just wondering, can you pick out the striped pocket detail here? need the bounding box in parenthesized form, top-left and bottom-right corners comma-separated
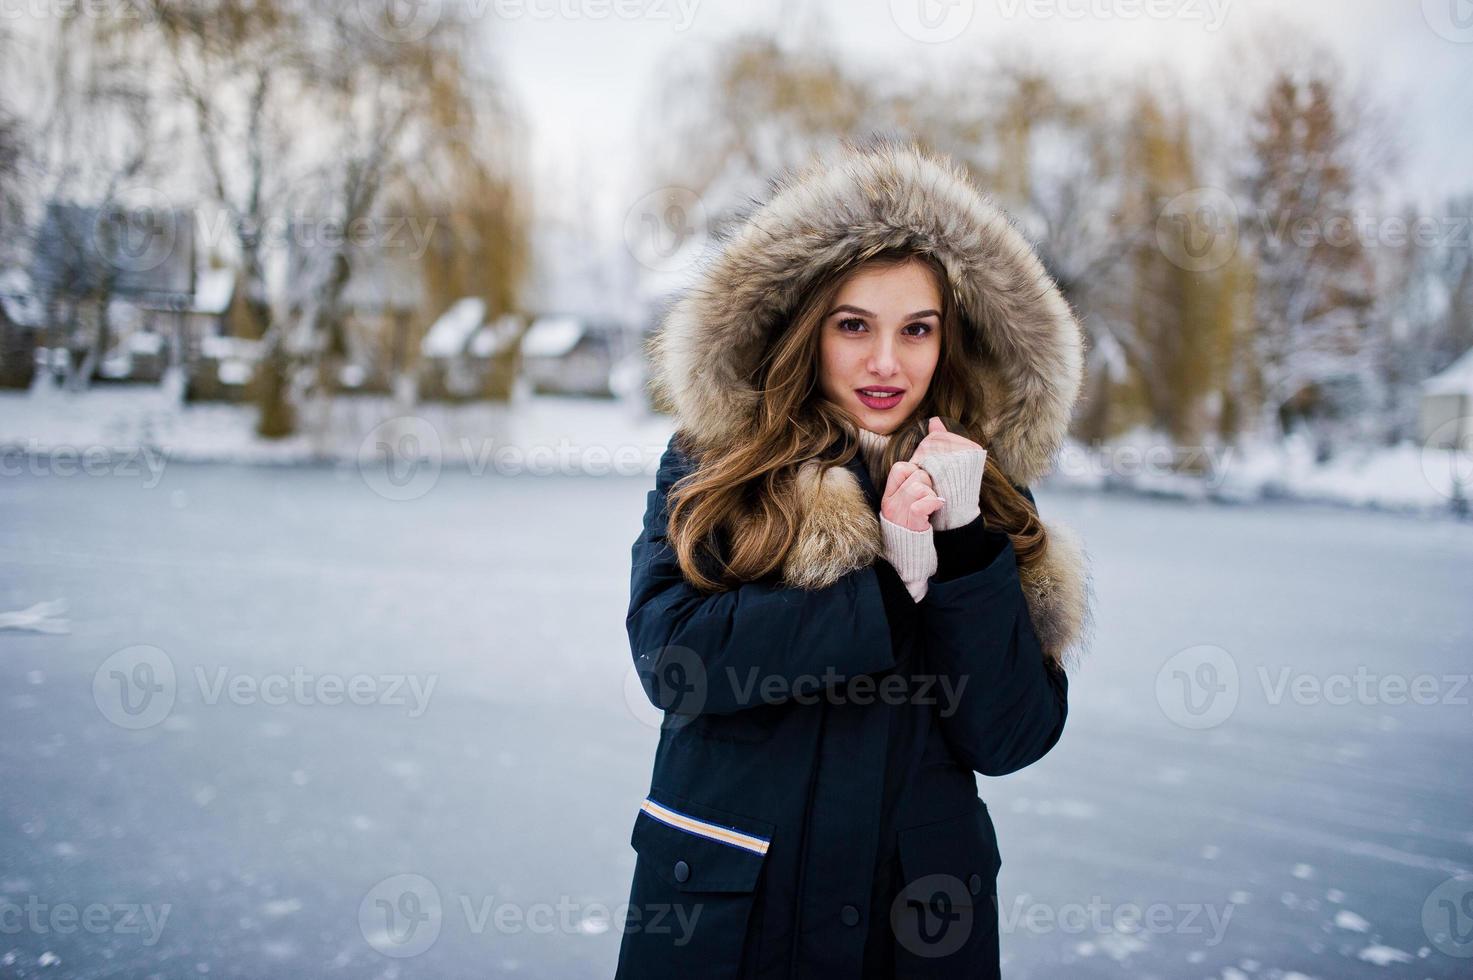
(640, 797, 771, 856)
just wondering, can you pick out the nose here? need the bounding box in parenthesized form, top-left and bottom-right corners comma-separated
(866, 333, 898, 377)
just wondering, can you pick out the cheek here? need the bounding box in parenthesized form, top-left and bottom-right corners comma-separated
(818, 340, 852, 388)
(904, 348, 940, 388)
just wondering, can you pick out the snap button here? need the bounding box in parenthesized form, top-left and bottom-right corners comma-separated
(968, 873, 982, 895)
(673, 860, 690, 883)
(840, 904, 860, 926)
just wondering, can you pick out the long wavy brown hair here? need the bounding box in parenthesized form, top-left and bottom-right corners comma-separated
(666, 246, 1047, 592)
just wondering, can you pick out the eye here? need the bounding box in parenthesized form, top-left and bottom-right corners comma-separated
(837, 317, 867, 333)
(903, 322, 935, 337)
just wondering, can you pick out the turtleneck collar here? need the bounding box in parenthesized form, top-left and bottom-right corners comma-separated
(853, 425, 893, 489)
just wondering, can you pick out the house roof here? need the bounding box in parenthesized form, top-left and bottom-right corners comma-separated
(522, 315, 584, 357)
(1424, 347, 1473, 396)
(422, 297, 486, 357)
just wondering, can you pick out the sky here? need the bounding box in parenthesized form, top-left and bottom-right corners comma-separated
(482, 0, 1473, 230)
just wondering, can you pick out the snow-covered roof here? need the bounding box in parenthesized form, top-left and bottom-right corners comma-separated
(522, 315, 584, 358)
(194, 267, 236, 315)
(0, 268, 40, 327)
(1423, 348, 1473, 396)
(128, 331, 164, 354)
(199, 335, 261, 360)
(469, 314, 520, 357)
(422, 297, 487, 357)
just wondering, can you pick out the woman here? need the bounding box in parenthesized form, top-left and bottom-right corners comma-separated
(616, 137, 1094, 979)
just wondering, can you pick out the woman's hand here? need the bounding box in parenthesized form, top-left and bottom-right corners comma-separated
(913, 416, 987, 531)
(880, 460, 945, 532)
(912, 416, 986, 464)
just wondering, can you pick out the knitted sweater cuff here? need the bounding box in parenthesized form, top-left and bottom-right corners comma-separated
(920, 449, 986, 531)
(879, 513, 937, 602)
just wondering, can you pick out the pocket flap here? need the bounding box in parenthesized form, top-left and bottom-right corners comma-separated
(630, 792, 774, 893)
(896, 800, 1001, 907)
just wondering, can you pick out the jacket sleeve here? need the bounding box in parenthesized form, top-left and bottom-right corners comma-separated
(919, 485, 1069, 777)
(626, 435, 897, 717)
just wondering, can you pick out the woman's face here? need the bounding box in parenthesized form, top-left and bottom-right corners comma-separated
(817, 258, 942, 435)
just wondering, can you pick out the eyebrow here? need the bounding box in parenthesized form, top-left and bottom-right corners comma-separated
(827, 304, 940, 321)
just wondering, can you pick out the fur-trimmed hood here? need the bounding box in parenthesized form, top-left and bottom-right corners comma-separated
(647, 137, 1095, 669)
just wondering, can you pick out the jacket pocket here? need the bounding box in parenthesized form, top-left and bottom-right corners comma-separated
(615, 791, 775, 980)
(889, 799, 1002, 977)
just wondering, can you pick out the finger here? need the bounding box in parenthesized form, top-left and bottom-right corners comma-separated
(882, 460, 919, 501)
(907, 494, 945, 528)
(898, 466, 934, 491)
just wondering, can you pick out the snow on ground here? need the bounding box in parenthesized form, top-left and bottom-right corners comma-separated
(1, 382, 1466, 515)
(1051, 424, 1470, 514)
(0, 372, 677, 473)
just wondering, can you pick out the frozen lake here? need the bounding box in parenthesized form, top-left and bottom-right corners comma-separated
(1, 459, 1470, 978)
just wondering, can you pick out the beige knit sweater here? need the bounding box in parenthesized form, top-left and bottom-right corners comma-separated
(854, 425, 987, 602)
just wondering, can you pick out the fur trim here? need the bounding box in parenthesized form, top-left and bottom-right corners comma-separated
(1019, 517, 1096, 671)
(779, 461, 883, 590)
